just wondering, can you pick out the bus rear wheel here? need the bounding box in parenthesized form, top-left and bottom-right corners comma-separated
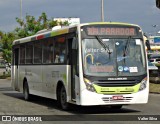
(57, 86, 69, 110)
(23, 81, 30, 101)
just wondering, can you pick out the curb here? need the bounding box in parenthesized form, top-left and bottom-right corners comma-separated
(149, 92, 160, 94)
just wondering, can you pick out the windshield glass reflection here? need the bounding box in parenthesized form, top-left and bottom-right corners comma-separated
(82, 38, 146, 77)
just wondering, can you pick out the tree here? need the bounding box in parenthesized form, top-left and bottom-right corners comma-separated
(0, 12, 70, 65)
(1, 32, 15, 64)
(0, 31, 3, 52)
(15, 12, 69, 38)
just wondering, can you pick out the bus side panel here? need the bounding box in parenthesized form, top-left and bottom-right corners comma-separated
(41, 65, 70, 100)
(66, 65, 72, 101)
(12, 48, 20, 91)
(16, 64, 71, 101)
(18, 66, 25, 92)
(11, 65, 16, 90)
(28, 65, 43, 96)
(18, 65, 43, 96)
(75, 75, 80, 104)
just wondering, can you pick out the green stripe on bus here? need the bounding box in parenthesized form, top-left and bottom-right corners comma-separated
(51, 29, 69, 37)
(93, 83, 141, 94)
(63, 74, 67, 84)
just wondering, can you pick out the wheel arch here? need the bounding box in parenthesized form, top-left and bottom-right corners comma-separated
(56, 80, 66, 100)
(23, 77, 27, 90)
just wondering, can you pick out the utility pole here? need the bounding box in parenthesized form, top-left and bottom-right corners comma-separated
(20, 0, 22, 20)
(101, 0, 104, 22)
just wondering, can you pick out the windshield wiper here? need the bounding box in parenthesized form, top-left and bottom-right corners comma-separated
(123, 36, 132, 63)
(123, 36, 132, 56)
(95, 36, 112, 54)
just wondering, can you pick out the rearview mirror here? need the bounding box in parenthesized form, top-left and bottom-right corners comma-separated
(145, 40, 151, 50)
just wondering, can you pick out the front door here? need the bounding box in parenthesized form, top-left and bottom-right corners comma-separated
(68, 37, 78, 100)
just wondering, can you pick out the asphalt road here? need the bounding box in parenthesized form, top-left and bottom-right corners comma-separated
(0, 79, 159, 124)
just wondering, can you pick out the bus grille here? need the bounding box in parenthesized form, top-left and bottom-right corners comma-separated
(94, 80, 139, 87)
(102, 96, 133, 103)
(100, 91, 132, 94)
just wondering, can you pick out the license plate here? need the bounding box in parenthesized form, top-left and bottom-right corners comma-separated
(112, 96, 123, 100)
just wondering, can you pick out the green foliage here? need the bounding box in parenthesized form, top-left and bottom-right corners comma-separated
(0, 72, 11, 79)
(0, 32, 15, 63)
(155, 63, 160, 67)
(0, 31, 3, 52)
(150, 83, 160, 93)
(0, 12, 70, 63)
(15, 12, 69, 38)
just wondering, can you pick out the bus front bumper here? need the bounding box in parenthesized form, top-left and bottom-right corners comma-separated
(79, 88, 149, 106)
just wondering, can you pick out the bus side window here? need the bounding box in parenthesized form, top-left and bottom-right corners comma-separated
(20, 45, 25, 64)
(54, 36, 66, 64)
(43, 38, 54, 64)
(34, 42, 42, 64)
(26, 43, 33, 64)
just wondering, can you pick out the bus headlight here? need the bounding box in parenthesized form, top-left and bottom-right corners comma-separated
(84, 78, 96, 92)
(139, 77, 147, 91)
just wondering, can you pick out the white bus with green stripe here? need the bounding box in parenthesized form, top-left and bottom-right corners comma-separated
(12, 22, 149, 110)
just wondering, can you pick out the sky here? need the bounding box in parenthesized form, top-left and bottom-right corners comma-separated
(0, 0, 160, 36)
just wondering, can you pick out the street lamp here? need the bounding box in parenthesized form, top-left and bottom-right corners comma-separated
(101, 0, 104, 22)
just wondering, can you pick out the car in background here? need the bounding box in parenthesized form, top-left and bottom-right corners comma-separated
(148, 61, 159, 77)
(149, 54, 160, 64)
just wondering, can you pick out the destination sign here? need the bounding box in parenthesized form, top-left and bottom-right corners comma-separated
(86, 27, 137, 36)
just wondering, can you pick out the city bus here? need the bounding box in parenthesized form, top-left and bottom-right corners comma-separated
(12, 22, 149, 110)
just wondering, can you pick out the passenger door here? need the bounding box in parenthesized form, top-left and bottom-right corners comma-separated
(68, 37, 78, 100)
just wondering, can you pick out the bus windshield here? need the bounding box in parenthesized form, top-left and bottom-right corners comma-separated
(82, 38, 146, 77)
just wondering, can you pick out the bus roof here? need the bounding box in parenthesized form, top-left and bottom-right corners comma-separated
(80, 22, 139, 27)
(13, 22, 140, 45)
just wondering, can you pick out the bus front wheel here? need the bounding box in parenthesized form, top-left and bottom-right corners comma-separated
(57, 85, 69, 110)
(23, 81, 30, 101)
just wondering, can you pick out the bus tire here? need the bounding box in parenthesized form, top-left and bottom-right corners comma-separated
(57, 85, 69, 110)
(23, 81, 30, 101)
